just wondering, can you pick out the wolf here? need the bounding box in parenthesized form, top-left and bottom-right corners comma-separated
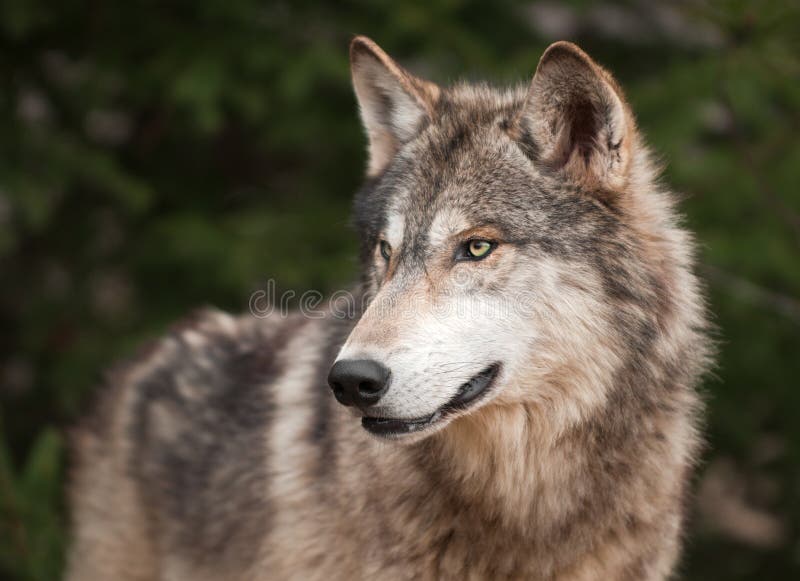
(67, 37, 711, 580)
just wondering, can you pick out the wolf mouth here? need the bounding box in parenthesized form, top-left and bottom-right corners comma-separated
(361, 363, 501, 438)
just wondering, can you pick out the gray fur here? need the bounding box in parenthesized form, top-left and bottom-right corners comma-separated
(67, 38, 711, 580)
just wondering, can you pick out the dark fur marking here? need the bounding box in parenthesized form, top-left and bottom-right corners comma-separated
(512, 121, 541, 162)
(307, 316, 354, 480)
(129, 314, 305, 572)
(567, 98, 599, 168)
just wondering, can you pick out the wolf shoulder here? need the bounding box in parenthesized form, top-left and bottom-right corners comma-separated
(66, 307, 341, 579)
(79, 308, 304, 425)
(70, 306, 336, 495)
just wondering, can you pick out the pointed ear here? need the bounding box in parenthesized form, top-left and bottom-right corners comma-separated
(512, 42, 634, 192)
(350, 36, 440, 176)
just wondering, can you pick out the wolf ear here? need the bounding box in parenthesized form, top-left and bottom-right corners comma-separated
(350, 36, 440, 176)
(513, 42, 634, 192)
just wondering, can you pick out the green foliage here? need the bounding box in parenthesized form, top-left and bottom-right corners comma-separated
(0, 0, 798, 578)
(0, 427, 64, 581)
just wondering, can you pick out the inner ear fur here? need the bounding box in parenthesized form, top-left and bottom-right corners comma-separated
(512, 41, 635, 192)
(350, 36, 440, 176)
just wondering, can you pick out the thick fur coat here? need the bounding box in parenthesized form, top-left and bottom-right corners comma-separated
(67, 38, 711, 580)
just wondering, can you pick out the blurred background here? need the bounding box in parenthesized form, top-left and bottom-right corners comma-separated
(0, 0, 798, 579)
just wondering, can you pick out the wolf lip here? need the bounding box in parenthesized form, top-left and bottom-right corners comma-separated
(362, 363, 501, 437)
(448, 362, 501, 409)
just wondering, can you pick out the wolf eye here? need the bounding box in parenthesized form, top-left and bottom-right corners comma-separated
(462, 239, 495, 260)
(379, 240, 392, 260)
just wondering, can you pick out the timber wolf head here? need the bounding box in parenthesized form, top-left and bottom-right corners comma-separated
(328, 37, 669, 441)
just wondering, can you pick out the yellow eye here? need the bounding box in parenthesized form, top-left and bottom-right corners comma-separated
(466, 239, 493, 259)
(380, 240, 392, 260)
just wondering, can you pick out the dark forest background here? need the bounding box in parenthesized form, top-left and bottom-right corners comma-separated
(1, 1, 799, 579)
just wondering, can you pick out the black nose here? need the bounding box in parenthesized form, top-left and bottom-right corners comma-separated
(327, 359, 390, 408)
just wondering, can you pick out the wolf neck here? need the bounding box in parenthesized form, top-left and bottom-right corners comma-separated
(411, 403, 553, 533)
(404, 380, 686, 539)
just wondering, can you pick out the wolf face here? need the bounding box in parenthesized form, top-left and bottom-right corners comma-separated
(329, 37, 673, 441)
